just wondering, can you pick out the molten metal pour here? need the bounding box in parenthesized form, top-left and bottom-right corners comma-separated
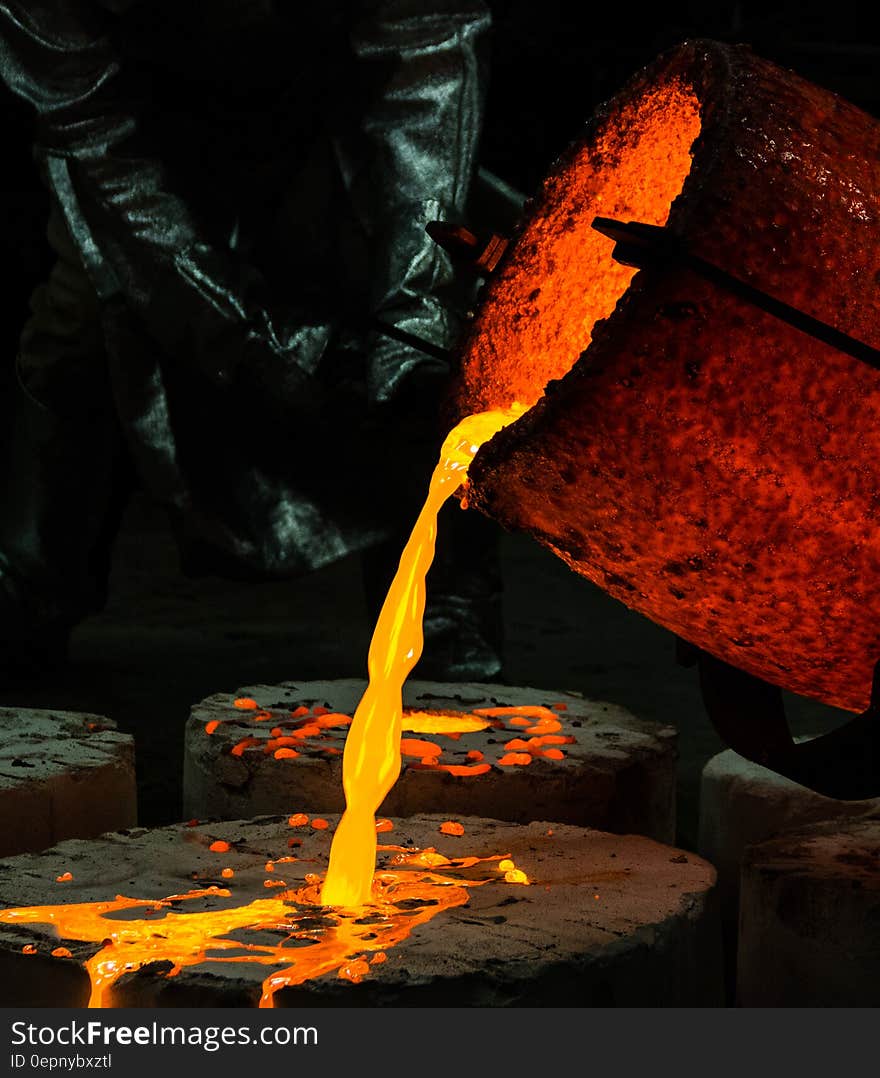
(321, 404, 526, 906)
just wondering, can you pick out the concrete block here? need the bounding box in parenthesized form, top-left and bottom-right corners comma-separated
(699, 747, 879, 922)
(738, 818, 880, 1005)
(0, 814, 721, 1007)
(0, 707, 137, 857)
(183, 680, 677, 841)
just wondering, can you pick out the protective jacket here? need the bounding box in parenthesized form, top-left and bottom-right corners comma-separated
(0, 0, 491, 578)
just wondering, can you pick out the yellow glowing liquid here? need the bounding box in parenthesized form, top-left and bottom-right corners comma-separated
(321, 405, 525, 906)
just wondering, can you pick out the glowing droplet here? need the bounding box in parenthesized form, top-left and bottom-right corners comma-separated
(498, 752, 532, 767)
(230, 737, 262, 756)
(55, 872, 73, 883)
(525, 719, 562, 736)
(311, 818, 329, 831)
(234, 698, 258, 710)
(338, 958, 370, 983)
(221, 868, 234, 879)
(439, 762, 490, 776)
(205, 720, 220, 735)
(288, 814, 309, 827)
(52, 947, 72, 958)
(440, 821, 465, 837)
(209, 841, 230, 853)
(400, 738, 443, 759)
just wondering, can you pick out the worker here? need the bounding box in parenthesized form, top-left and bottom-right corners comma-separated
(0, 0, 505, 683)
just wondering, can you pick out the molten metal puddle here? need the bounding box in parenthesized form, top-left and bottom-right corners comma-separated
(1, 832, 528, 1008)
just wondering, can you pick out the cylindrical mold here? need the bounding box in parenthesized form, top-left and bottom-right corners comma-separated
(456, 40, 880, 713)
(183, 679, 678, 842)
(0, 707, 137, 857)
(0, 816, 722, 1008)
(738, 819, 880, 1006)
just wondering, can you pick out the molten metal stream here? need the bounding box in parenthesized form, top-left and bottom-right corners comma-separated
(321, 405, 526, 906)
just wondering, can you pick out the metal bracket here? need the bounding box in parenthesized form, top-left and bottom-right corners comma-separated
(592, 216, 880, 371)
(695, 647, 880, 799)
(425, 221, 509, 278)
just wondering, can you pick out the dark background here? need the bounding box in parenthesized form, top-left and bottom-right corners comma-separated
(0, 1, 873, 846)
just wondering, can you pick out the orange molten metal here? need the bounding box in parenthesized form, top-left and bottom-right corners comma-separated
(0, 847, 525, 1007)
(458, 40, 880, 713)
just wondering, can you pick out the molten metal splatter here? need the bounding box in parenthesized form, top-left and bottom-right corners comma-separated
(439, 821, 465, 837)
(203, 696, 576, 772)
